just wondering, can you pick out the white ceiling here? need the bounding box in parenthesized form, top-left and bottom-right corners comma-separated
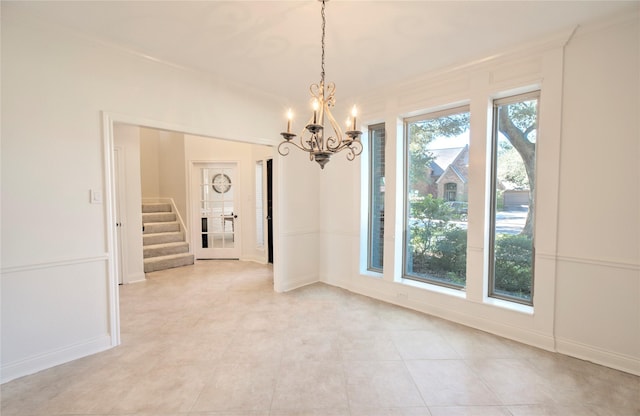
(5, 1, 637, 103)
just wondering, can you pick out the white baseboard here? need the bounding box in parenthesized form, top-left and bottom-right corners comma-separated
(239, 255, 269, 265)
(279, 273, 318, 292)
(556, 337, 640, 376)
(125, 272, 146, 284)
(1, 335, 113, 384)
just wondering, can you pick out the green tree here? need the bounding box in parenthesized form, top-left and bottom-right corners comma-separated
(497, 100, 537, 236)
(409, 194, 454, 256)
(408, 113, 470, 195)
(497, 143, 528, 188)
(407, 104, 536, 237)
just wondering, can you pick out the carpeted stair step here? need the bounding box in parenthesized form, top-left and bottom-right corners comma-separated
(144, 253, 194, 273)
(143, 241, 189, 258)
(142, 212, 176, 224)
(143, 231, 184, 246)
(144, 221, 181, 234)
(140, 202, 194, 274)
(142, 203, 172, 213)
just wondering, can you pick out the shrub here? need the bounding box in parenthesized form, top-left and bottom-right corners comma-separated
(494, 234, 532, 298)
(409, 194, 454, 256)
(407, 195, 468, 287)
(432, 228, 467, 280)
(409, 226, 467, 287)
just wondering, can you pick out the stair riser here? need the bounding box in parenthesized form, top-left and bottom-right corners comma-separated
(141, 203, 194, 273)
(142, 203, 172, 213)
(143, 212, 176, 223)
(144, 254, 194, 273)
(144, 244, 189, 258)
(144, 222, 181, 234)
(143, 233, 184, 245)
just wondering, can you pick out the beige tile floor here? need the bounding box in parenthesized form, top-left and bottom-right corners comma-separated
(2, 260, 639, 416)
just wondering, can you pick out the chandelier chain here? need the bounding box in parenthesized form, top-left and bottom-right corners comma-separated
(320, 0, 326, 87)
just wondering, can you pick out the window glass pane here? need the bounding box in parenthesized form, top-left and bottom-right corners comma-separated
(404, 108, 470, 288)
(489, 92, 539, 304)
(368, 124, 385, 272)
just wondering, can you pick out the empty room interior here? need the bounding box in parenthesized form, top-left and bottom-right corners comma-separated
(1, 1, 639, 415)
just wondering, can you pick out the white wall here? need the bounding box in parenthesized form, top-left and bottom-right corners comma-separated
(554, 15, 639, 371)
(140, 128, 188, 221)
(320, 11, 639, 376)
(277, 149, 322, 291)
(0, 6, 296, 382)
(158, 131, 187, 221)
(140, 129, 161, 198)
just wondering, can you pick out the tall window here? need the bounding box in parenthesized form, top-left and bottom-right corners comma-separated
(488, 91, 539, 304)
(404, 107, 470, 288)
(255, 161, 264, 249)
(368, 123, 385, 272)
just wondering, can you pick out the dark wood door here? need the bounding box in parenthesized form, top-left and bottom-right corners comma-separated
(267, 159, 273, 264)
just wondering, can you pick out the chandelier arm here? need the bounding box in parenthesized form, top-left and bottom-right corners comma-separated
(325, 82, 336, 107)
(343, 141, 363, 161)
(324, 106, 344, 151)
(310, 83, 322, 101)
(328, 139, 363, 158)
(278, 137, 320, 156)
(277, 141, 290, 156)
(346, 147, 356, 161)
(349, 141, 364, 159)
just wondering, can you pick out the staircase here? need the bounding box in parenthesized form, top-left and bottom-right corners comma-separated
(142, 203, 194, 273)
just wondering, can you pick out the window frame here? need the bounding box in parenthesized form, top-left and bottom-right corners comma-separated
(402, 105, 470, 290)
(487, 90, 540, 306)
(367, 123, 386, 273)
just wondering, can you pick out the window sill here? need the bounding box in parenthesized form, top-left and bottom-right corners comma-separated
(484, 297, 534, 315)
(361, 269, 383, 279)
(400, 278, 467, 299)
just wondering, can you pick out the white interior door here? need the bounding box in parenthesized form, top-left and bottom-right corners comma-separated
(193, 162, 241, 259)
(114, 147, 126, 284)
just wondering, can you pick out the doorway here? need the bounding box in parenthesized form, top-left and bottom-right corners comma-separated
(192, 162, 241, 260)
(104, 113, 278, 346)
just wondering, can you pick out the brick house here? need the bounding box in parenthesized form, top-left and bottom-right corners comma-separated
(427, 145, 469, 202)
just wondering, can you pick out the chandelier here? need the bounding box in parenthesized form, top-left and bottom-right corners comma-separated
(278, 0, 363, 169)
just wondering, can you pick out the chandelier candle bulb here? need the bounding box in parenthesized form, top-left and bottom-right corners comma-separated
(287, 109, 293, 133)
(351, 106, 357, 131)
(312, 99, 319, 124)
